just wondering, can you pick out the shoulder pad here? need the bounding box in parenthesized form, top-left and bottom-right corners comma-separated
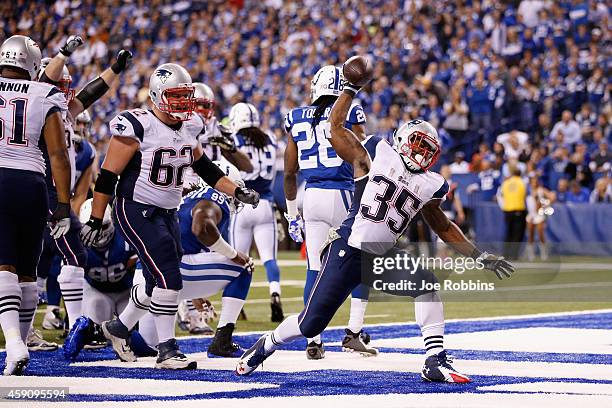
(110, 110, 149, 141)
(347, 104, 366, 125)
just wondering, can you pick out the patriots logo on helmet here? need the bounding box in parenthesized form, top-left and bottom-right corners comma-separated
(113, 123, 127, 134)
(155, 68, 173, 84)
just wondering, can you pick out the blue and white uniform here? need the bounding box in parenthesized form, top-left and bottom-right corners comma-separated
(0, 78, 67, 279)
(74, 138, 95, 186)
(109, 108, 202, 294)
(298, 137, 448, 337)
(82, 233, 137, 324)
(177, 185, 251, 300)
(284, 103, 367, 302)
(230, 131, 279, 293)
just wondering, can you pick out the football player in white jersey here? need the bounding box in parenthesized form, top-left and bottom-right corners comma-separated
(37, 36, 133, 333)
(80, 63, 259, 370)
(0, 35, 72, 375)
(284, 65, 375, 359)
(237, 58, 514, 383)
(228, 102, 284, 322)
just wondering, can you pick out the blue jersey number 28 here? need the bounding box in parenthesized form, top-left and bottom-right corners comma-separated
(292, 121, 342, 170)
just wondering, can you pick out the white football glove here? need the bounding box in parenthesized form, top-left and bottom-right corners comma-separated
(48, 203, 71, 239)
(284, 213, 304, 243)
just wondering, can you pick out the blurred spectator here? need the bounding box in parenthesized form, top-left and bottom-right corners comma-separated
(466, 71, 494, 143)
(556, 178, 570, 203)
(499, 166, 527, 260)
(550, 110, 582, 145)
(468, 159, 501, 202)
(497, 130, 529, 160)
(449, 151, 470, 175)
(525, 176, 555, 261)
(443, 87, 469, 140)
(566, 180, 590, 203)
(590, 178, 612, 203)
(590, 141, 611, 173)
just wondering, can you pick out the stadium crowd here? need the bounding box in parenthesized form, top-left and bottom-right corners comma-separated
(1, 0, 610, 202)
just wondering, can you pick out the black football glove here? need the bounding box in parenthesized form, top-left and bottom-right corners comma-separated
(80, 217, 103, 247)
(111, 50, 133, 74)
(235, 187, 260, 208)
(48, 202, 71, 239)
(209, 125, 237, 152)
(477, 252, 515, 280)
(59, 35, 84, 57)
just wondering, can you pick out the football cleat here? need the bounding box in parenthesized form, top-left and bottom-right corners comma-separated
(207, 323, 243, 358)
(3, 341, 29, 376)
(42, 307, 63, 330)
(360, 330, 371, 344)
(342, 329, 378, 356)
(236, 334, 275, 376)
(101, 318, 136, 362)
(63, 315, 91, 360)
(27, 329, 58, 352)
(421, 350, 471, 383)
(306, 341, 325, 360)
(189, 312, 214, 335)
(83, 323, 108, 350)
(155, 338, 197, 370)
(270, 293, 284, 322)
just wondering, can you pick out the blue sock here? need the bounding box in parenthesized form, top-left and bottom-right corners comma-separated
(304, 269, 318, 305)
(47, 257, 62, 306)
(223, 270, 252, 300)
(264, 260, 280, 283)
(351, 283, 369, 300)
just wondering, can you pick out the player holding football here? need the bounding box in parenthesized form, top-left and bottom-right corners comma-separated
(80, 63, 259, 369)
(284, 65, 375, 359)
(237, 57, 514, 383)
(229, 103, 284, 322)
(38, 36, 132, 332)
(0, 35, 72, 375)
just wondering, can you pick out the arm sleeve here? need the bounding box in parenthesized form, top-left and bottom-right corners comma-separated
(346, 104, 367, 125)
(109, 111, 144, 142)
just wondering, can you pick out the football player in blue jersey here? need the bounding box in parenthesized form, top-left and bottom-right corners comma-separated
(63, 199, 137, 360)
(37, 35, 132, 333)
(284, 65, 376, 359)
(237, 58, 514, 383)
(71, 110, 97, 215)
(80, 63, 259, 370)
(228, 103, 284, 322)
(137, 161, 254, 358)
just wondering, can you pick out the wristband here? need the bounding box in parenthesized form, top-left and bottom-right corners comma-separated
(208, 236, 237, 259)
(286, 199, 298, 217)
(57, 53, 68, 61)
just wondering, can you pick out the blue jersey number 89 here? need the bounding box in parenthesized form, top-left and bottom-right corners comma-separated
(292, 121, 343, 170)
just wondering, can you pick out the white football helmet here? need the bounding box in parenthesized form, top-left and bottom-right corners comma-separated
(39, 57, 74, 100)
(193, 82, 215, 120)
(214, 160, 245, 213)
(229, 102, 260, 133)
(79, 199, 115, 248)
(310, 65, 344, 104)
(73, 110, 91, 143)
(392, 119, 441, 172)
(149, 63, 195, 121)
(0, 35, 42, 80)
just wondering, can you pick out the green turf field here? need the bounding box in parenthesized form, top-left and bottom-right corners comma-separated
(3, 251, 611, 347)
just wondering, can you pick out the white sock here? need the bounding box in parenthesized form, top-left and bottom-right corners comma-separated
(415, 291, 445, 356)
(218, 297, 245, 328)
(150, 287, 179, 344)
(269, 281, 281, 296)
(306, 334, 322, 344)
(119, 284, 151, 330)
(264, 314, 302, 352)
(36, 277, 46, 293)
(57, 265, 84, 327)
(18, 282, 37, 342)
(0, 271, 22, 345)
(347, 298, 368, 333)
(138, 313, 158, 347)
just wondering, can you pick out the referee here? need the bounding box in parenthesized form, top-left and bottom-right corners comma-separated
(498, 167, 527, 260)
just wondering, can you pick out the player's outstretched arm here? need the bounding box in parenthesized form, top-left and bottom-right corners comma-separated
(192, 145, 260, 207)
(421, 199, 515, 280)
(81, 136, 138, 246)
(192, 200, 253, 271)
(39, 35, 84, 84)
(69, 50, 132, 117)
(43, 111, 72, 238)
(329, 92, 370, 179)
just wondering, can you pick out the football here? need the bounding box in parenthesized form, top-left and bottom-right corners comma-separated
(342, 55, 374, 87)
